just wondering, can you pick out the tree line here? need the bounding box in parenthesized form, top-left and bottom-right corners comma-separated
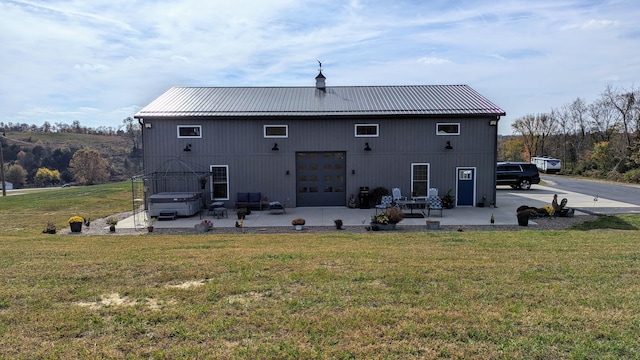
(500, 84, 640, 183)
(1, 118, 142, 189)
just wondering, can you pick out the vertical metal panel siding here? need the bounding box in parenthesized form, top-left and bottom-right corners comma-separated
(142, 115, 497, 207)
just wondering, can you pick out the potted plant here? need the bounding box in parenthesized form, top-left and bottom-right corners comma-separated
(68, 216, 84, 233)
(42, 222, 57, 234)
(370, 207, 403, 230)
(441, 189, 455, 209)
(106, 217, 118, 232)
(334, 219, 343, 230)
(199, 176, 208, 190)
(145, 215, 156, 232)
(195, 219, 213, 233)
(426, 218, 440, 230)
(236, 207, 248, 220)
(292, 218, 305, 231)
(516, 208, 537, 226)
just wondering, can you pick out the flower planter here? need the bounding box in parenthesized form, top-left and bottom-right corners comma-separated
(69, 222, 82, 233)
(370, 222, 396, 231)
(517, 213, 529, 226)
(294, 225, 303, 231)
(194, 224, 210, 233)
(109, 225, 116, 233)
(426, 220, 440, 230)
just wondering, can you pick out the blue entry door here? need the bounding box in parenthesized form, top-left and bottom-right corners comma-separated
(457, 168, 475, 206)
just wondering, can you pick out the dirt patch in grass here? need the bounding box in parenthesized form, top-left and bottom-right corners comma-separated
(75, 293, 176, 311)
(165, 279, 208, 289)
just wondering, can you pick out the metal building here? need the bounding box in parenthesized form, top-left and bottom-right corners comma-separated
(134, 71, 505, 209)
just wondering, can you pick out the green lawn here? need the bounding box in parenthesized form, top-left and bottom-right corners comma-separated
(1, 184, 639, 359)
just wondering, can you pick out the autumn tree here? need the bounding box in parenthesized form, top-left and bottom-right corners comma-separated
(498, 136, 526, 161)
(69, 149, 110, 185)
(34, 167, 61, 187)
(4, 164, 27, 188)
(511, 113, 558, 158)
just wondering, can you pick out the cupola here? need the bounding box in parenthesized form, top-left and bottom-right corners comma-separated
(315, 61, 326, 90)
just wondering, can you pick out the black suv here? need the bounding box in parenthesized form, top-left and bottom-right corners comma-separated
(496, 162, 540, 190)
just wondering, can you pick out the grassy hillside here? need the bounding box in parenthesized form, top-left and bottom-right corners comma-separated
(7, 131, 132, 155)
(3, 131, 141, 183)
(1, 184, 639, 358)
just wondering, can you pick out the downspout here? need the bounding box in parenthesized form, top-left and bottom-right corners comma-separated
(491, 117, 500, 207)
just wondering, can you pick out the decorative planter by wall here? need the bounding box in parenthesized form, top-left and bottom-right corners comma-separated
(69, 222, 82, 233)
(294, 225, 303, 231)
(370, 222, 396, 231)
(194, 224, 210, 233)
(517, 213, 529, 226)
(426, 220, 440, 230)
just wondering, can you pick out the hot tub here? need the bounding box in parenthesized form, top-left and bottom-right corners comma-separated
(149, 192, 202, 217)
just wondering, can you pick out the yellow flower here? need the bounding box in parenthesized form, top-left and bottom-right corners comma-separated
(68, 216, 84, 224)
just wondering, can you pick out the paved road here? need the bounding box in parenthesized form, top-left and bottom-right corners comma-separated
(537, 175, 640, 215)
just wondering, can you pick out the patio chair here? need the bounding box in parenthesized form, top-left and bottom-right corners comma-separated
(392, 188, 406, 201)
(426, 194, 443, 217)
(375, 195, 393, 214)
(391, 188, 406, 209)
(235, 192, 249, 209)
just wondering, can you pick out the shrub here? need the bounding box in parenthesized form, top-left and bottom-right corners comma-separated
(106, 217, 119, 226)
(623, 169, 640, 183)
(385, 207, 404, 223)
(292, 218, 305, 226)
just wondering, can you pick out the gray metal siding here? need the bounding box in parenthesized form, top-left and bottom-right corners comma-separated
(142, 115, 498, 207)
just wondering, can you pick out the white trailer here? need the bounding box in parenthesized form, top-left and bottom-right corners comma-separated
(531, 157, 561, 174)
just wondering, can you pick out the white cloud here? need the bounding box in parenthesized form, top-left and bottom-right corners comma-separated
(1, 0, 639, 133)
(418, 57, 453, 65)
(75, 63, 111, 73)
(562, 19, 618, 30)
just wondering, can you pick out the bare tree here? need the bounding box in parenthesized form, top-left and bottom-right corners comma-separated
(603, 84, 635, 148)
(511, 113, 557, 158)
(588, 98, 618, 142)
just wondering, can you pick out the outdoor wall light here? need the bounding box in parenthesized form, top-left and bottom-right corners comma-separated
(352, 169, 356, 175)
(286, 170, 290, 175)
(489, 119, 498, 126)
(445, 141, 453, 150)
(364, 142, 372, 151)
(272, 143, 279, 151)
(183, 144, 192, 152)
(144, 123, 152, 129)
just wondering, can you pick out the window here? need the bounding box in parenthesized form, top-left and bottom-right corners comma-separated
(411, 163, 430, 197)
(436, 123, 460, 135)
(209, 165, 229, 200)
(264, 125, 288, 138)
(177, 125, 202, 138)
(355, 124, 379, 137)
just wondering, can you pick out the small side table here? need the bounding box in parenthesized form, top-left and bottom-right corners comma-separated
(208, 201, 226, 218)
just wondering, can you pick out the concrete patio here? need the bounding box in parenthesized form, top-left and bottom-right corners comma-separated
(108, 183, 637, 231)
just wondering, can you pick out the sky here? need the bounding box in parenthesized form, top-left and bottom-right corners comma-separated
(1, 0, 639, 135)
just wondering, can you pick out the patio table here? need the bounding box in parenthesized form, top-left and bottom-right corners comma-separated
(395, 199, 427, 218)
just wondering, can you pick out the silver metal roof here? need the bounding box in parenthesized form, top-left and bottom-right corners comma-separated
(135, 85, 505, 118)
